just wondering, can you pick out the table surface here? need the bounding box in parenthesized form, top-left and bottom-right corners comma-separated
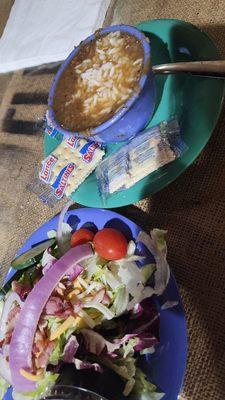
(0, 1, 225, 400)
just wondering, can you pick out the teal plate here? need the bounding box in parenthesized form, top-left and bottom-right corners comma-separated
(44, 19, 224, 208)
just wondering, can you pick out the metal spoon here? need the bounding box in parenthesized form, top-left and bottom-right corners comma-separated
(152, 60, 225, 78)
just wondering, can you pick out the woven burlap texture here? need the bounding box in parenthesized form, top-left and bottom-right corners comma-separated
(0, 1, 225, 399)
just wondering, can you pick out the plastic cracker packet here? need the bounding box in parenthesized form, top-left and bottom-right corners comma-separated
(96, 118, 187, 202)
(28, 136, 105, 207)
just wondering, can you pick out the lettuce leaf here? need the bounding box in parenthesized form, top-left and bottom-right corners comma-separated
(131, 368, 164, 400)
(99, 354, 136, 381)
(49, 336, 64, 365)
(140, 264, 156, 284)
(0, 376, 10, 399)
(12, 372, 58, 400)
(112, 285, 129, 316)
(140, 346, 155, 355)
(97, 354, 137, 396)
(137, 229, 170, 295)
(81, 328, 121, 355)
(122, 337, 139, 357)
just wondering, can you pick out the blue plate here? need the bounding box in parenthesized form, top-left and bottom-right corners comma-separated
(4, 208, 187, 400)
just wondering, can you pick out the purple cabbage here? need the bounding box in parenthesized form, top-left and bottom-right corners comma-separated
(63, 336, 79, 363)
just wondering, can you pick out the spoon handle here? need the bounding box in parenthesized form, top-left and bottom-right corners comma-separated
(152, 60, 225, 78)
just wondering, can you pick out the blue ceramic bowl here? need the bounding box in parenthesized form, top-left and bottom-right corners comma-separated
(47, 24, 156, 143)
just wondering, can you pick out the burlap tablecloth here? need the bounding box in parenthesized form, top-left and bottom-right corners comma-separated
(0, 1, 225, 399)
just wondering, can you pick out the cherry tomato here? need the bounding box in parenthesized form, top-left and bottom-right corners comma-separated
(93, 228, 128, 260)
(70, 228, 95, 247)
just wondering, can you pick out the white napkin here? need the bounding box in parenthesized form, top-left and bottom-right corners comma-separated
(0, 0, 111, 73)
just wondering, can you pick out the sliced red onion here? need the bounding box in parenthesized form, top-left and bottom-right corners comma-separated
(93, 288, 105, 303)
(113, 334, 137, 346)
(67, 263, 83, 280)
(9, 243, 92, 393)
(73, 358, 103, 373)
(134, 333, 158, 351)
(102, 293, 110, 306)
(81, 329, 120, 355)
(0, 292, 23, 341)
(63, 336, 79, 363)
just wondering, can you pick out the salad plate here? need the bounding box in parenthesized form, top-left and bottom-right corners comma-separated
(3, 208, 187, 400)
(44, 18, 224, 208)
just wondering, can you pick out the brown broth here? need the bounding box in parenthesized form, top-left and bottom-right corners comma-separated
(53, 32, 144, 133)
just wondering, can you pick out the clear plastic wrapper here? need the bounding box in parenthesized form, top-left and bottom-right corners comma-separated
(27, 167, 60, 207)
(96, 118, 187, 202)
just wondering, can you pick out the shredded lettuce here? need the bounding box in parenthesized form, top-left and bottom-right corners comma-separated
(47, 316, 62, 335)
(81, 254, 106, 280)
(47, 317, 75, 365)
(47, 316, 75, 338)
(116, 260, 154, 309)
(153, 229, 167, 253)
(12, 372, 58, 400)
(140, 346, 155, 355)
(0, 299, 3, 319)
(100, 354, 136, 380)
(0, 376, 10, 399)
(112, 285, 129, 316)
(123, 337, 139, 358)
(92, 266, 104, 281)
(137, 229, 170, 296)
(49, 336, 64, 365)
(140, 264, 156, 284)
(127, 240, 136, 256)
(99, 354, 137, 396)
(124, 378, 136, 396)
(102, 267, 121, 290)
(83, 301, 115, 320)
(131, 369, 164, 400)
